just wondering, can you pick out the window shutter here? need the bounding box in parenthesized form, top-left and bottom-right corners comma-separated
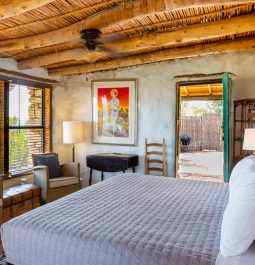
(0, 80, 5, 174)
(44, 87, 52, 153)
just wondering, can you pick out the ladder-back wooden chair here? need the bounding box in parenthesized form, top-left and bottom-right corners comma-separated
(144, 138, 166, 176)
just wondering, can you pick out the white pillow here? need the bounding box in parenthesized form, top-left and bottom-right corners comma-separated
(229, 155, 255, 199)
(220, 155, 255, 257)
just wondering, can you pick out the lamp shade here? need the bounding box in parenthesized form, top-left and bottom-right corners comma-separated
(243, 128, 255, 151)
(63, 121, 83, 144)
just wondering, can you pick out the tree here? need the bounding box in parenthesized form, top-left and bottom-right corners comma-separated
(181, 100, 223, 116)
(193, 106, 209, 116)
(207, 100, 223, 114)
(181, 101, 189, 116)
(9, 116, 29, 171)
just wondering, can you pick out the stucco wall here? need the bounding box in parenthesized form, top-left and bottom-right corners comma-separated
(53, 50, 255, 186)
(0, 58, 53, 80)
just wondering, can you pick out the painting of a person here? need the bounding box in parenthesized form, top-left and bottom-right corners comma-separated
(98, 86, 129, 137)
(94, 81, 135, 145)
(108, 89, 120, 134)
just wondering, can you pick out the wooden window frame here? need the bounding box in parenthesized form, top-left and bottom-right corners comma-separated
(2, 78, 53, 177)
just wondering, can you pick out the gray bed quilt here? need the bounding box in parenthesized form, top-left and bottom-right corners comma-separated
(1, 173, 229, 265)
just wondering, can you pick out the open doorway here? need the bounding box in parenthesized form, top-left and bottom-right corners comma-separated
(176, 82, 224, 183)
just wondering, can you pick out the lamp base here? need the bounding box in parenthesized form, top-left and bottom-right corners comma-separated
(72, 144, 75, 162)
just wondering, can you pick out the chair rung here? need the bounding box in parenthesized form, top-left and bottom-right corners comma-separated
(148, 159, 163, 164)
(147, 143, 163, 147)
(147, 151, 163, 155)
(148, 167, 163, 172)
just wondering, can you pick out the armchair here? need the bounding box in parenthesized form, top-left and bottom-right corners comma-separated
(32, 153, 81, 203)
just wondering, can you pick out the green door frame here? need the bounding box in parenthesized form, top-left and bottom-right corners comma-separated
(176, 76, 230, 182)
(223, 72, 230, 182)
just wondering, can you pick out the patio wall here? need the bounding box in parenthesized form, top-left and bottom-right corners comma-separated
(181, 114, 223, 152)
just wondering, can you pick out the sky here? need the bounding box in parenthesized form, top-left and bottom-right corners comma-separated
(9, 84, 30, 124)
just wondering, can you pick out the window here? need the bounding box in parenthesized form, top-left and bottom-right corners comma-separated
(0, 80, 52, 175)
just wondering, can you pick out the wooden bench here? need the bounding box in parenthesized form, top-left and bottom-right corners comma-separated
(0, 178, 41, 224)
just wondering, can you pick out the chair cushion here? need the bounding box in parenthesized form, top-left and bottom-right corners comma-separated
(49, 176, 79, 189)
(33, 153, 61, 179)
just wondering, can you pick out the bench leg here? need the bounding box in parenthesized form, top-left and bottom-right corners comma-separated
(89, 169, 93, 186)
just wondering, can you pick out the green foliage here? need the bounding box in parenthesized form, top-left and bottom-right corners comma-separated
(181, 101, 189, 116)
(193, 106, 208, 116)
(181, 100, 223, 116)
(207, 100, 223, 114)
(9, 116, 29, 171)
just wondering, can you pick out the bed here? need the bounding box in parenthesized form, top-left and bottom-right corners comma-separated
(1, 173, 232, 265)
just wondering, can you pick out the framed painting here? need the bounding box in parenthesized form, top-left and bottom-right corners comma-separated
(92, 79, 137, 145)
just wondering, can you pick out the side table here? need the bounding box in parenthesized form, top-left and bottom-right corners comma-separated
(86, 153, 139, 185)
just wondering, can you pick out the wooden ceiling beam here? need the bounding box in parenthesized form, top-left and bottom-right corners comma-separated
(1, 0, 255, 52)
(116, 4, 249, 36)
(48, 37, 255, 76)
(0, 0, 253, 22)
(104, 14, 255, 52)
(181, 92, 223, 96)
(164, 0, 255, 9)
(0, 0, 54, 20)
(18, 13, 255, 69)
(0, 0, 166, 52)
(17, 49, 107, 69)
(183, 86, 189, 96)
(208, 84, 212, 95)
(0, 0, 121, 36)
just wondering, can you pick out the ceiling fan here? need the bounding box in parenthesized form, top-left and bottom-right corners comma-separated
(80, 28, 102, 51)
(79, 28, 128, 60)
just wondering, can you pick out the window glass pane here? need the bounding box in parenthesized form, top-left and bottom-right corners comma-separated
(9, 128, 43, 172)
(9, 84, 42, 126)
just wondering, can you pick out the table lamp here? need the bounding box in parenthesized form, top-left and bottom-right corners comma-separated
(243, 128, 255, 153)
(63, 121, 83, 162)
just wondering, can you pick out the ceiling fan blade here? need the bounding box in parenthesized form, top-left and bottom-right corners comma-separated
(101, 33, 128, 44)
(98, 45, 116, 54)
(98, 45, 129, 59)
(83, 51, 108, 63)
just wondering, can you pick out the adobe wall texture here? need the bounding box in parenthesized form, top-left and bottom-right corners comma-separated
(52, 50, 255, 185)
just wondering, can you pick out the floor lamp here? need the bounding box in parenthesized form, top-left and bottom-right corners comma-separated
(63, 121, 83, 162)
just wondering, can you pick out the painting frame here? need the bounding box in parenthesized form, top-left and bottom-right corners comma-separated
(92, 79, 138, 146)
